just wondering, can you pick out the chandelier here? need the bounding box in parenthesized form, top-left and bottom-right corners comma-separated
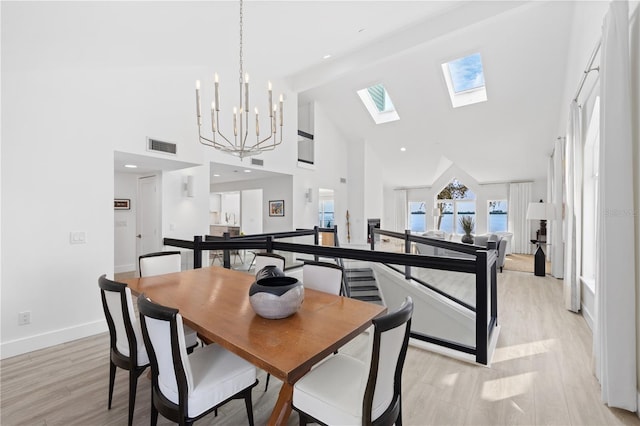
(195, 0, 284, 160)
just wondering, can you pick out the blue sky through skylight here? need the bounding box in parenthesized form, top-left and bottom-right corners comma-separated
(447, 53, 485, 93)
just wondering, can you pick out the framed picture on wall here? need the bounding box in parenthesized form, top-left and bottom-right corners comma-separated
(114, 199, 130, 210)
(269, 200, 284, 217)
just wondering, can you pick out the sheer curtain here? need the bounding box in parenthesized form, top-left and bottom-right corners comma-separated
(563, 101, 582, 312)
(550, 138, 564, 279)
(593, 0, 637, 411)
(508, 182, 532, 254)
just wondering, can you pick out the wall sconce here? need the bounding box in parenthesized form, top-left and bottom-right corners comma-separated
(305, 188, 312, 203)
(184, 175, 195, 198)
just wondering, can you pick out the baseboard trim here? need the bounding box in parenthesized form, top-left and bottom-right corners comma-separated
(1, 320, 107, 360)
(582, 303, 594, 332)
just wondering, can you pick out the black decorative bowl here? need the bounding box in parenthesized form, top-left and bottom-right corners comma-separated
(249, 276, 304, 319)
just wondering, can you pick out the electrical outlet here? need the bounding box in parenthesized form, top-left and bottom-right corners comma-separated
(18, 311, 31, 325)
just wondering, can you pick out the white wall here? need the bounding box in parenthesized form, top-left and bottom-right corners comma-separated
(114, 173, 140, 273)
(292, 102, 351, 243)
(0, 2, 296, 358)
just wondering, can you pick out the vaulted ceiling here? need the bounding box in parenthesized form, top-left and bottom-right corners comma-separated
(291, 1, 576, 187)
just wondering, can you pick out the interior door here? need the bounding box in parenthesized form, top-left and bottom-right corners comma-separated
(137, 175, 161, 266)
(241, 189, 263, 235)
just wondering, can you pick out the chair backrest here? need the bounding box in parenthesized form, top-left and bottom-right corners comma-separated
(138, 294, 192, 412)
(302, 261, 343, 295)
(473, 235, 489, 247)
(363, 296, 413, 425)
(497, 238, 507, 268)
(98, 275, 143, 363)
(254, 253, 285, 274)
(139, 251, 182, 277)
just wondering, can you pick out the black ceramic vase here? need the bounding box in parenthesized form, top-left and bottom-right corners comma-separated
(249, 273, 304, 320)
(255, 265, 285, 281)
(461, 233, 474, 244)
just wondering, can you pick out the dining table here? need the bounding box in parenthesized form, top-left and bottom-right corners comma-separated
(122, 265, 386, 425)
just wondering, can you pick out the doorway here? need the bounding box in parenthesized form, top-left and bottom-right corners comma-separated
(318, 188, 334, 246)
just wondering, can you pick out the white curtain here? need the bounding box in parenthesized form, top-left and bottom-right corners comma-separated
(594, 0, 637, 411)
(563, 102, 583, 312)
(508, 182, 532, 254)
(550, 138, 564, 278)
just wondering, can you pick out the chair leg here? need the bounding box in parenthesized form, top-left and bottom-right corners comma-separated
(298, 411, 310, 426)
(151, 402, 159, 426)
(127, 369, 138, 426)
(244, 388, 255, 426)
(108, 360, 116, 409)
(264, 373, 271, 392)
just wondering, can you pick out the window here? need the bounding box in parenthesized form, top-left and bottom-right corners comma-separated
(441, 53, 487, 108)
(408, 202, 426, 233)
(357, 84, 400, 124)
(488, 200, 508, 232)
(318, 199, 334, 228)
(435, 179, 476, 235)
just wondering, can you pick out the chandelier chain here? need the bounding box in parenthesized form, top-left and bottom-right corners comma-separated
(239, 0, 243, 86)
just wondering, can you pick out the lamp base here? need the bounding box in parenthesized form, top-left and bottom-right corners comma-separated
(534, 245, 546, 276)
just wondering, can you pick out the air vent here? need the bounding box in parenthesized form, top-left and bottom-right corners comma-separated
(251, 158, 264, 166)
(147, 138, 177, 155)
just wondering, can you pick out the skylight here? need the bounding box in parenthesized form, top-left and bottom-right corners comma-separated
(357, 84, 400, 124)
(442, 53, 487, 108)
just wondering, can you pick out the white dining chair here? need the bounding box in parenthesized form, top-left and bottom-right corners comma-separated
(253, 252, 285, 274)
(98, 275, 150, 426)
(302, 260, 344, 295)
(138, 294, 258, 426)
(292, 297, 413, 426)
(139, 251, 199, 352)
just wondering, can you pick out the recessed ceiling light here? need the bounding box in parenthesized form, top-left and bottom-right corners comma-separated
(124, 164, 137, 168)
(323, 54, 332, 60)
(213, 174, 221, 177)
(244, 169, 251, 173)
(400, 147, 407, 152)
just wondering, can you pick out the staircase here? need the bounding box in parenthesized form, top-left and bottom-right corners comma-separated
(345, 268, 383, 305)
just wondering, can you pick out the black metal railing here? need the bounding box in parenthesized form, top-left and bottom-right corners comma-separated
(163, 226, 497, 365)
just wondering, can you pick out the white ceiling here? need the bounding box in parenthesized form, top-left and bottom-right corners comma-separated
(23, 1, 579, 187)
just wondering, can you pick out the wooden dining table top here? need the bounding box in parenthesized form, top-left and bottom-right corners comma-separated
(122, 266, 386, 424)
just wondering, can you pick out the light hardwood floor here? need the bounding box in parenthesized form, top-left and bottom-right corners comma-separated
(2, 270, 639, 425)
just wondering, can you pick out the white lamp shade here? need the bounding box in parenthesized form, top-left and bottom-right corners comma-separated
(526, 202, 557, 220)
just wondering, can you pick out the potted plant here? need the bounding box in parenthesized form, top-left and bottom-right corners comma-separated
(459, 216, 475, 243)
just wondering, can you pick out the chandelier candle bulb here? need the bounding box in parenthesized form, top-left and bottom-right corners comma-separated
(279, 94, 284, 126)
(255, 107, 259, 136)
(268, 81, 273, 117)
(195, 80, 202, 124)
(244, 73, 249, 112)
(233, 107, 238, 136)
(214, 73, 220, 110)
(211, 102, 216, 132)
(272, 104, 277, 133)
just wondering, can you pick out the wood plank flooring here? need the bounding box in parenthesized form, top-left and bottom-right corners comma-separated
(2, 270, 639, 425)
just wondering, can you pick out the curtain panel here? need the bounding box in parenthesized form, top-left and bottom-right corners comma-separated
(563, 101, 583, 312)
(593, 0, 637, 411)
(508, 182, 532, 254)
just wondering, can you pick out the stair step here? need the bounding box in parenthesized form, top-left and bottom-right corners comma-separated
(352, 295, 382, 302)
(349, 285, 379, 291)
